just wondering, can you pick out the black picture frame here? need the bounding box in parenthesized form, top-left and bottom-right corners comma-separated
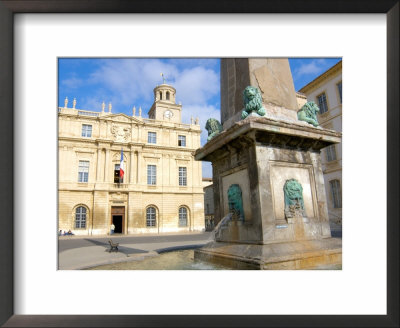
(0, 1, 398, 327)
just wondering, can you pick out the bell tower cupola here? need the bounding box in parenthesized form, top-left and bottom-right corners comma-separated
(154, 83, 176, 104)
(148, 75, 182, 122)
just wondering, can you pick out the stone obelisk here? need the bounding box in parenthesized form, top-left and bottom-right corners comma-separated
(194, 58, 342, 270)
(221, 58, 299, 129)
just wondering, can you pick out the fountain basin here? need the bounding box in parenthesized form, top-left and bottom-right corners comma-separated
(194, 238, 342, 270)
(88, 249, 234, 270)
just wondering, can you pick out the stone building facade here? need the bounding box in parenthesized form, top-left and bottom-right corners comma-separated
(203, 182, 215, 230)
(58, 83, 205, 235)
(299, 61, 342, 232)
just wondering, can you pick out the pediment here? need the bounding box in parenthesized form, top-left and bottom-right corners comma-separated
(101, 113, 143, 124)
(111, 113, 133, 123)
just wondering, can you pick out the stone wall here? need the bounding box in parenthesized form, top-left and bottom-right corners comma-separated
(59, 190, 204, 235)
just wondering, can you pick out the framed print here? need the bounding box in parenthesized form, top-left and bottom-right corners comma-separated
(0, 1, 398, 327)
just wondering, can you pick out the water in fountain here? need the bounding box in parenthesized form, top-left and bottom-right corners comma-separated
(88, 214, 236, 270)
(88, 249, 233, 270)
(209, 213, 232, 242)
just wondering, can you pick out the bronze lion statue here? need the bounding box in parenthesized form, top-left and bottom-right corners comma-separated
(205, 118, 223, 141)
(297, 101, 320, 127)
(241, 86, 266, 119)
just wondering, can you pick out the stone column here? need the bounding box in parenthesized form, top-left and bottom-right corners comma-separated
(198, 161, 202, 187)
(104, 148, 110, 182)
(191, 158, 194, 189)
(96, 147, 102, 182)
(106, 121, 110, 139)
(136, 151, 141, 184)
(137, 125, 141, 143)
(130, 149, 135, 183)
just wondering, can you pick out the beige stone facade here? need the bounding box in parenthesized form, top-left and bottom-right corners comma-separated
(203, 183, 214, 230)
(58, 83, 205, 235)
(299, 61, 342, 231)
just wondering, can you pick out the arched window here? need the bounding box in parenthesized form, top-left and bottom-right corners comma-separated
(75, 206, 87, 228)
(146, 207, 156, 227)
(159, 91, 162, 100)
(166, 91, 170, 100)
(179, 207, 188, 227)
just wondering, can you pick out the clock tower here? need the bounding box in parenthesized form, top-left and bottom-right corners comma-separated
(148, 83, 182, 123)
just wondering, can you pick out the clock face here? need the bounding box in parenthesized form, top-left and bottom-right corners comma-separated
(164, 110, 173, 119)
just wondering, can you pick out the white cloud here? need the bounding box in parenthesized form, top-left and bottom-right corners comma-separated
(167, 58, 219, 69)
(61, 77, 83, 89)
(181, 104, 220, 146)
(174, 66, 219, 106)
(78, 96, 104, 112)
(293, 59, 327, 78)
(85, 59, 179, 110)
(79, 59, 219, 114)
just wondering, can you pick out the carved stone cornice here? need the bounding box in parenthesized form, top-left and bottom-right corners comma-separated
(58, 136, 96, 144)
(195, 116, 342, 161)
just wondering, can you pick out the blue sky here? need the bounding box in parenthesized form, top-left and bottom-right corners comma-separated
(59, 58, 341, 178)
(289, 58, 341, 90)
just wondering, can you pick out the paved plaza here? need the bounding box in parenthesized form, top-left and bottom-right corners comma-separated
(58, 230, 341, 270)
(58, 231, 213, 269)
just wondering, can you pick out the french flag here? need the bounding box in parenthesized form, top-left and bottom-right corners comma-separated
(120, 148, 124, 180)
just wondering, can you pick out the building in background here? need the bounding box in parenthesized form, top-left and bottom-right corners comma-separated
(58, 83, 205, 235)
(203, 182, 214, 231)
(299, 60, 342, 233)
(202, 177, 213, 188)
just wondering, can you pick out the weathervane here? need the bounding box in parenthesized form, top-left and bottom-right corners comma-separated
(160, 72, 166, 84)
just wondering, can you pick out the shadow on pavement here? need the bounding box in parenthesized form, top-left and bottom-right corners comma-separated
(83, 239, 148, 256)
(155, 244, 204, 254)
(84, 239, 109, 247)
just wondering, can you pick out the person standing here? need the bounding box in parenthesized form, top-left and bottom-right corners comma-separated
(110, 223, 115, 235)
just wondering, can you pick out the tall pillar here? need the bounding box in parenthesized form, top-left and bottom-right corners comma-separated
(191, 158, 194, 189)
(96, 147, 102, 182)
(130, 149, 135, 183)
(136, 151, 141, 184)
(169, 155, 173, 185)
(104, 148, 110, 182)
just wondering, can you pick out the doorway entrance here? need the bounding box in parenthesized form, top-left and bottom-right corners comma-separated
(112, 215, 123, 233)
(111, 206, 125, 234)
